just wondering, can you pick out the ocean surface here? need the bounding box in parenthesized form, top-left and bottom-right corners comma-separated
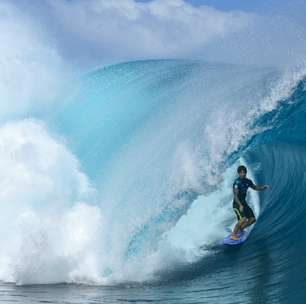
(1, 60, 306, 303)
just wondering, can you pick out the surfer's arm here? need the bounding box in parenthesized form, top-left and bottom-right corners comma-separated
(251, 184, 270, 191)
(233, 188, 243, 207)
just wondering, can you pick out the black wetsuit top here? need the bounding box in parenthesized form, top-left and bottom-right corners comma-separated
(233, 177, 255, 204)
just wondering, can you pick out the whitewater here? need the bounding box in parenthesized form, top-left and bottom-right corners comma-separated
(0, 58, 306, 304)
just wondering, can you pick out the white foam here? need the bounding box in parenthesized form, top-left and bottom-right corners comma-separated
(0, 2, 71, 120)
(0, 120, 101, 284)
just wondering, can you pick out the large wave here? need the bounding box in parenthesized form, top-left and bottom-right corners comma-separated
(0, 60, 305, 286)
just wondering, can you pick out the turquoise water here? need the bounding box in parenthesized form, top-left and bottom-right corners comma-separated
(1, 60, 306, 303)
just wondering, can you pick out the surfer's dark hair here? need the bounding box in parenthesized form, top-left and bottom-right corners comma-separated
(237, 165, 247, 173)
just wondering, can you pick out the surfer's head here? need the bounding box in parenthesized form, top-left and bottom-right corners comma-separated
(237, 165, 247, 179)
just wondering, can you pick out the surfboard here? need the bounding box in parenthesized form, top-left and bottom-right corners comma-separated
(223, 231, 248, 245)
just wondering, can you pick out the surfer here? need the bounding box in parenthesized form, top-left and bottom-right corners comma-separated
(230, 165, 269, 240)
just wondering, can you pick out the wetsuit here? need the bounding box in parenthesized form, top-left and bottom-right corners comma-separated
(233, 177, 255, 220)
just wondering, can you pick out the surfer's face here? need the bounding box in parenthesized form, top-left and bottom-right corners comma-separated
(239, 170, 247, 179)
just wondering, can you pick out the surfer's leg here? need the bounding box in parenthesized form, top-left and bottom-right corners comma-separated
(239, 204, 256, 230)
(231, 206, 247, 239)
(231, 218, 247, 239)
(240, 217, 256, 229)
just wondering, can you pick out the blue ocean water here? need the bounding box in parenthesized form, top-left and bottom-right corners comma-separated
(1, 60, 306, 303)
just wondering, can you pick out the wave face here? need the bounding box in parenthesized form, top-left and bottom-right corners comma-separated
(1, 59, 306, 302)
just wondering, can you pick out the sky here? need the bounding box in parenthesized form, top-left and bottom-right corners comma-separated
(1, 0, 306, 76)
(137, 0, 306, 17)
(1, 0, 306, 115)
(137, 0, 275, 12)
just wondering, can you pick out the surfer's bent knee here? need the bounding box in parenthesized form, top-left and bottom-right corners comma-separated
(239, 218, 247, 225)
(249, 217, 256, 224)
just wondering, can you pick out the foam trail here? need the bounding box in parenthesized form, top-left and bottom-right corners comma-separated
(164, 159, 260, 258)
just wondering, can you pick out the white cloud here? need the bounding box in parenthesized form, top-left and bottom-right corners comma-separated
(0, 0, 260, 119)
(3, 0, 306, 78)
(15, 0, 252, 68)
(51, 0, 252, 58)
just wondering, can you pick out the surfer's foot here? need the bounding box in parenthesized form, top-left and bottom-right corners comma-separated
(230, 234, 239, 240)
(237, 230, 244, 237)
